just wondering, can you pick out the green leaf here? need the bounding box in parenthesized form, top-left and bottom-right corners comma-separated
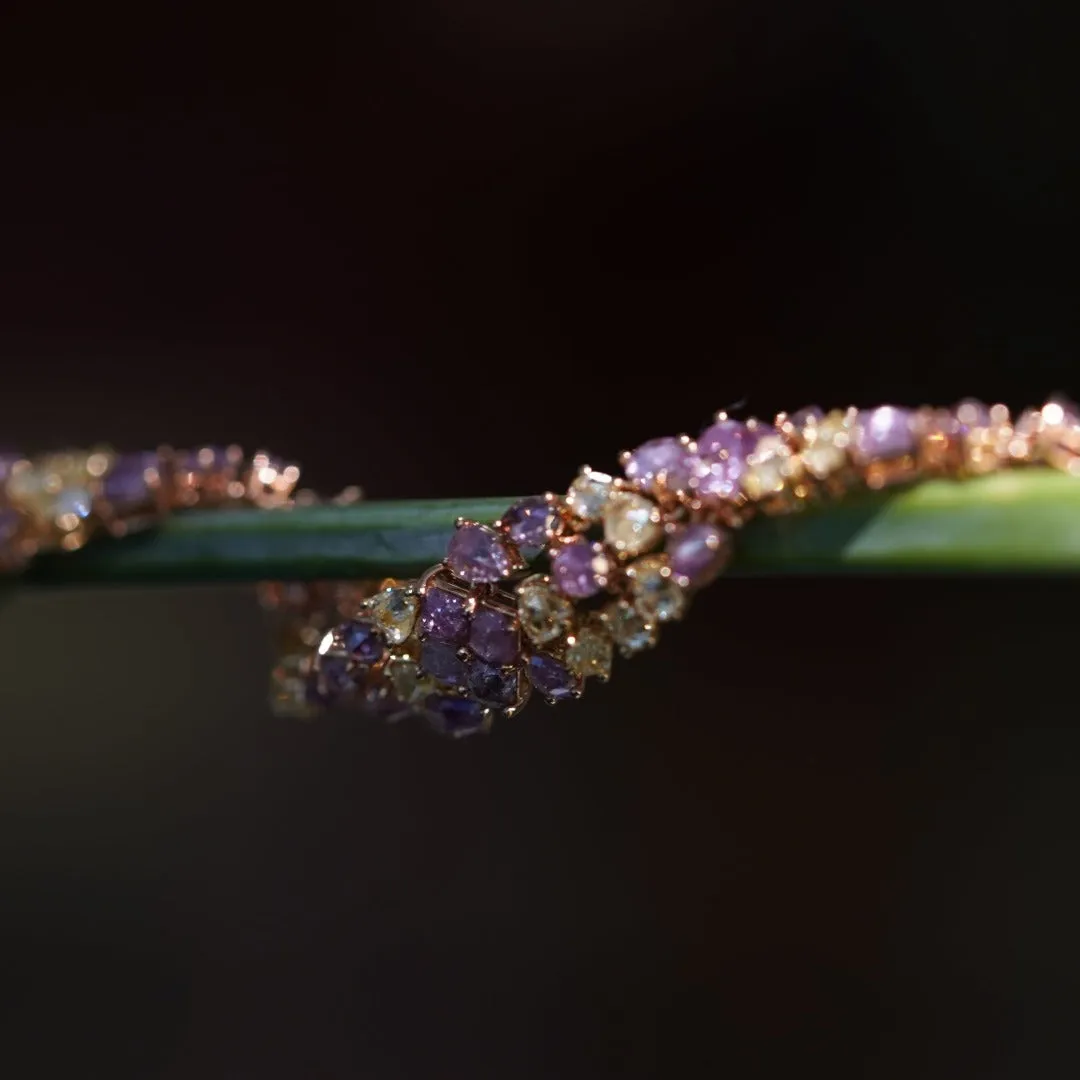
(14, 471, 1080, 587)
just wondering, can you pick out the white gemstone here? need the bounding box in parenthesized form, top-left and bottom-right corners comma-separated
(605, 602, 658, 657)
(566, 616, 614, 679)
(517, 575, 574, 646)
(628, 555, 687, 623)
(368, 586, 419, 644)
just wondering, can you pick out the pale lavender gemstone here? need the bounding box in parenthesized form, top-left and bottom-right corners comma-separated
(666, 523, 730, 587)
(419, 588, 470, 644)
(446, 523, 513, 583)
(697, 419, 756, 459)
(854, 406, 915, 459)
(501, 497, 554, 552)
(420, 641, 467, 686)
(954, 399, 991, 434)
(624, 437, 697, 490)
(469, 608, 520, 664)
(467, 661, 521, 708)
(552, 539, 606, 598)
(526, 654, 576, 702)
(104, 451, 158, 508)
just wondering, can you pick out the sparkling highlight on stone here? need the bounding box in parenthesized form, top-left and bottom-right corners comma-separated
(566, 616, 614, 680)
(446, 522, 516, 583)
(526, 654, 579, 702)
(565, 468, 614, 523)
(467, 661, 521, 708)
(419, 588, 470, 644)
(602, 491, 663, 556)
(469, 608, 520, 664)
(801, 410, 852, 479)
(517, 576, 575, 646)
(665, 523, 730, 587)
(741, 435, 804, 500)
(624, 437, 697, 492)
(854, 406, 915, 460)
(551, 539, 611, 598)
(501, 496, 557, 552)
(627, 554, 687, 623)
(605, 601, 658, 657)
(368, 586, 419, 645)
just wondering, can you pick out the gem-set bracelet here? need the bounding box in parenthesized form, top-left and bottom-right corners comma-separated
(4, 401, 1079, 739)
(286, 399, 1080, 738)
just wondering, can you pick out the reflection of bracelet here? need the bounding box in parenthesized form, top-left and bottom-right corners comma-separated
(0, 446, 300, 569)
(292, 399, 1080, 738)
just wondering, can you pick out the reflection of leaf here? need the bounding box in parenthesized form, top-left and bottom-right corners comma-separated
(12, 472, 1080, 588)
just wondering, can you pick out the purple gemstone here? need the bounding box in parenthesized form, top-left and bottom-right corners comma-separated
(315, 654, 356, 698)
(854, 406, 915, 459)
(419, 588, 470, 644)
(426, 695, 488, 738)
(697, 419, 756, 459)
(467, 661, 520, 708)
(666, 523, 730, 587)
(446, 523, 514, 583)
(420, 641, 467, 686)
(624, 437, 697, 491)
(178, 446, 232, 474)
(340, 620, 386, 666)
(526, 654, 577, 702)
(104, 452, 158, 508)
(0, 507, 20, 542)
(551, 539, 607, 598)
(789, 406, 824, 429)
(501, 496, 554, 551)
(469, 608, 520, 664)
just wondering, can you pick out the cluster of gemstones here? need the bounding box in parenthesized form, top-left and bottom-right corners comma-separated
(302, 397, 1080, 737)
(0, 444, 299, 569)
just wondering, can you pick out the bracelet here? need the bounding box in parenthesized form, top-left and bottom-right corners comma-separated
(294, 398, 1080, 737)
(0, 445, 300, 569)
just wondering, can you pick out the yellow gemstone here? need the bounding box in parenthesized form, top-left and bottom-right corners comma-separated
(802, 410, 850, 479)
(368, 586, 419, 644)
(602, 491, 663, 556)
(517, 574, 574, 646)
(627, 554, 687, 622)
(565, 468, 613, 524)
(604, 601, 658, 657)
(740, 436, 804, 500)
(566, 615, 614, 680)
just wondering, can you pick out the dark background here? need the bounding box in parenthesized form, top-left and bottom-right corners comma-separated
(1, 2, 1079, 1076)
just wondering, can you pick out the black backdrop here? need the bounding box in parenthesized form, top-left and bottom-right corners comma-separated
(1, 3, 1078, 1077)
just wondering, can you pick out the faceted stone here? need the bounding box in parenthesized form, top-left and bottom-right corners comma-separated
(854, 406, 915, 460)
(420, 640, 467, 686)
(526, 653, 579, 702)
(694, 420, 757, 499)
(697, 419, 755, 459)
(368, 586, 419, 645)
(602, 491, 663, 556)
(469, 607, 520, 664)
(501, 496, 556, 552)
(627, 554, 687, 623)
(565, 468, 614, 523)
(566, 616, 614, 680)
(103, 452, 158, 508)
(426, 695, 489, 738)
(467, 660, 521, 708)
(7, 455, 94, 524)
(605, 601, 658, 657)
(384, 656, 422, 705)
(517, 575, 574, 646)
(740, 435, 803, 500)
(665, 523, 730, 587)
(336, 620, 386, 666)
(624, 437, 697, 491)
(801, 410, 851, 478)
(316, 653, 357, 697)
(552, 539, 610, 598)
(419, 587, 470, 644)
(446, 522, 516, 583)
